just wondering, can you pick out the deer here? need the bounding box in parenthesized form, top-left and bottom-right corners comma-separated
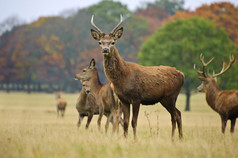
(75, 81, 99, 129)
(90, 15, 184, 140)
(194, 54, 238, 133)
(75, 59, 122, 133)
(56, 93, 67, 118)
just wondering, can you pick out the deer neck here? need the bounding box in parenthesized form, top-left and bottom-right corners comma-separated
(103, 46, 128, 85)
(79, 87, 88, 105)
(90, 70, 103, 97)
(205, 80, 221, 111)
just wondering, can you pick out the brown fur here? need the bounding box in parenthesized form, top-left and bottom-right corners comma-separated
(75, 59, 122, 133)
(75, 86, 99, 129)
(198, 78, 238, 133)
(195, 54, 238, 133)
(56, 93, 67, 118)
(90, 17, 184, 140)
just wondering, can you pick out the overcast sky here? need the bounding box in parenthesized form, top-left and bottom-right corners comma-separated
(0, 0, 237, 23)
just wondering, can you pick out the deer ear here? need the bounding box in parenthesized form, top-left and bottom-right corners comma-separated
(91, 29, 101, 41)
(114, 27, 123, 40)
(89, 58, 95, 68)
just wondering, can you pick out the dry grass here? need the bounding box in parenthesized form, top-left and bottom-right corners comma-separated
(0, 92, 237, 158)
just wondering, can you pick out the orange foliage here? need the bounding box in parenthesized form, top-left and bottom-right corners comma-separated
(29, 16, 64, 28)
(136, 6, 169, 33)
(166, 2, 238, 48)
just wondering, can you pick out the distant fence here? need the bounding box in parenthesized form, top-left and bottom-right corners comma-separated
(0, 82, 81, 93)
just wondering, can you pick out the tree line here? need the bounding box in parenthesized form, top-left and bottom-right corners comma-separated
(0, 0, 237, 110)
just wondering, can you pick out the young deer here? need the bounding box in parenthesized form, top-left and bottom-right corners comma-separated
(90, 15, 184, 140)
(56, 93, 67, 117)
(75, 59, 122, 133)
(75, 83, 99, 129)
(194, 54, 238, 133)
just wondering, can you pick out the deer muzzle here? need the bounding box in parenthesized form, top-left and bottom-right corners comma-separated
(102, 48, 109, 54)
(85, 89, 91, 94)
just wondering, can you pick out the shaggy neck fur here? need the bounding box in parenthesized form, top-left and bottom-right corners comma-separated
(205, 79, 221, 111)
(103, 46, 129, 85)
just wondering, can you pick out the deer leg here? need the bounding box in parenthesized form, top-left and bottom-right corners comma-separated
(175, 108, 183, 140)
(161, 98, 177, 141)
(220, 115, 227, 133)
(230, 118, 236, 133)
(170, 112, 176, 141)
(62, 110, 65, 117)
(105, 113, 112, 134)
(111, 108, 120, 134)
(122, 102, 130, 138)
(131, 102, 140, 140)
(86, 113, 93, 129)
(97, 107, 104, 131)
(77, 114, 84, 128)
(118, 102, 124, 128)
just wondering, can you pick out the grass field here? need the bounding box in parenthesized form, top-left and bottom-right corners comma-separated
(0, 92, 237, 158)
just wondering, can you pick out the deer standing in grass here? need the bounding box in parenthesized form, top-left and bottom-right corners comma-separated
(75, 59, 122, 133)
(75, 80, 99, 129)
(90, 15, 184, 140)
(194, 54, 238, 133)
(56, 93, 67, 117)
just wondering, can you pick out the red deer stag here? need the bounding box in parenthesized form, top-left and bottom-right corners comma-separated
(194, 54, 238, 133)
(75, 59, 122, 133)
(90, 15, 184, 140)
(75, 79, 99, 129)
(56, 93, 67, 117)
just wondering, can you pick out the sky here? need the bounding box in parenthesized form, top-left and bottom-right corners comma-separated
(0, 0, 238, 23)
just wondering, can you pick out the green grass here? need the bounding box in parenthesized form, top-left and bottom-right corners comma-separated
(0, 92, 237, 158)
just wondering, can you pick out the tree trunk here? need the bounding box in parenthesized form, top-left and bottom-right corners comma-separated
(185, 89, 190, 111)
(184, 82, 191, 111)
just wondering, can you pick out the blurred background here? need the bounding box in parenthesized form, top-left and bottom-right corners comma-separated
(0, 0, 237, 110)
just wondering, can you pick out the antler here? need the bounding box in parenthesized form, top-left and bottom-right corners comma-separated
(110, 14, 123, 35)
(91, 15, 104, 35)
(212, 55, 235, 78)
(194, 54, 214, 77)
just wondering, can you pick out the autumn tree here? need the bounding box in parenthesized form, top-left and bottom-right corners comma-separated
(167, 2, 238, 48)
(138, 17, 237, 111)
(136, 6, 170, 34)
(0, 0, 150, 92)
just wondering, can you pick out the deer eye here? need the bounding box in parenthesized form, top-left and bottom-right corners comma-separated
(99, 42, 102, 45)
(111, 42, 115, 45)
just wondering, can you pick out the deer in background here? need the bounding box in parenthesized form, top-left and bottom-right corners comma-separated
(75, 80, 99, 129)
(194, 54, 238, 133)
(75, 59, 122, 133)
(90, 15, 184, 140)
(56, 93, 67, 118)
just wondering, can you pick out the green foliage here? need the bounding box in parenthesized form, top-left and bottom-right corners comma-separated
(138, 17, 237, 91)
(88, 0, 132, 33)
(146, 0, 184, 15)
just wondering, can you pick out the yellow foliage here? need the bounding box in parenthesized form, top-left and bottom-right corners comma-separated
(29, 17, 48, 28)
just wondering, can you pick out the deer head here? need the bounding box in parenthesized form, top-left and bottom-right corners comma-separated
(82, 81, 91, 94)
(90, 15, 123, 56)
(75, 58, 96, 81)
(194, 54, 235, 92)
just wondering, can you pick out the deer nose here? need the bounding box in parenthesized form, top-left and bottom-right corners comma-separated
(102, 48, 109, 53)
(86, 90, 91, 94)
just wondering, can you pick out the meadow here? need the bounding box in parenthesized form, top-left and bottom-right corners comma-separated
(0, 92, 237, 158)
